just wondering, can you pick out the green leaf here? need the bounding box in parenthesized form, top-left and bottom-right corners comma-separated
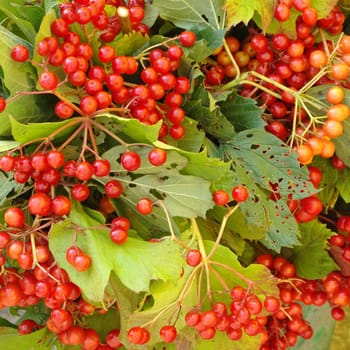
(290, 221, 338, 279)
(96, 113, 161, 144)
(0, 18, 61, 136)
(197, 330, 260, 350)
(184, 76, 236, 141)
(224, 0, 274, 31)
(152, 141, 233, 184)
(225, 159, 300, 252)
(0, 172, 21, 205)
(226, 129, 316, 199)
(0, 2, 37, 42)
(0, 140, 19, 152)
(153, 0, 226, 32)
(115, 267, 197, 348)
(111, 31, 150, 56)
(123, 171, 213, 218)
(10, 116, 81, 144)
(334, 118, 350, 168)
(202, 239, 280, 302)
(334, 167, 350, 203)
(15, 301, 50, 326)
(262, 198, 301, 251)
(102, 145, 188, 175)
(218, 91, 265, 132)
(165, 117, 205, 153)
(49, 201, 184, 302)
(311, 157, 349, 207)
(0, 328, 48, 350)
(0, 318, 16, 328)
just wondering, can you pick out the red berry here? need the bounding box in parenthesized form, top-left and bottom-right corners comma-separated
(73, 253, 91, 272)
(111, 217, 131, 231)
(127, 326, 147, 344)
(11, 45, 30, 62)
(136, 198, 153, 215)
(104, 180, 123, 198)
(66, 246, 83, 265)
(110, 228, 128, 244)
(18, 319, 40, 335)
(148, 148, 167, 166)
(212, 190, 230, 206)
(0, 97, 6, 112)
(0, 155, 15, 172)
(51, 195, 71, 216)
(75, 161, 94, 181)
(47, 150, 65, 168)
(72, 184, 90, 202)
(39, 72, 58, 90)
(185, 310, 201, 327)
(179, 31, 196, 47)
(186, 249, 202, 266)
(92, 159, 111, 177)
(160, 325, 177, 343)
(232, 185, 249, 202)
(28, 193, 52, 216)
(121, 151, 141, 171)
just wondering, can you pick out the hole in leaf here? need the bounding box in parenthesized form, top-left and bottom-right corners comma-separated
(201, 14, 209, 22)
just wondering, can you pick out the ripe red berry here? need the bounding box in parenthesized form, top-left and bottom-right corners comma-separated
(39, 71, 58, 90)
(186, 249, 202, 266)
(212, 190, 230, 206)
(120, 151, 141, 171)
(75, 161, 94, 181)
(185, 310, 201, 327)
(110, 228, 128, 244)
(10, 45, 30, 62)
(104, 180, 123, 198)
(127, 327, 149, 344)
(66, 246, 83, 265)
(73, 253, 91, 272)
(111, 217, 131, 231)
(179, 31, 196, 47)
(0, 97, 6, 113)
(18, 319, 40, 335)
(232, 185, 249, 202)
(51, 195, 71, 216)
(136, 198, 153, 215)
(148, 148, 167, 166)
(92, 159, 111, 177)
(72, 183, 90, 202)
(47, 150, 65, 169)
(160, 325, 177, 343)
(0, 155, 15, 172)
(28, 193, 52, 216)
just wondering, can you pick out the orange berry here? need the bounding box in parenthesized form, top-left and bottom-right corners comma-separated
(327, 103, 350, 122)
(305, 137, 324, 156)
(296, 144, 313, 165)
(320, 139, 335, 158)
(322, 120, 343, 138)
(326, 86, 345, 104)
(330, 62, 350, 80)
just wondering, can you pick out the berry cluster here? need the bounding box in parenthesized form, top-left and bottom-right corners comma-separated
(9, 37, 194, 142)
(59, 0, 149, 42)
(255, 253, 350, 349)
(184, 289, 275, 342)
(283, 166, 324, 223)
(204, 3, 350, 168)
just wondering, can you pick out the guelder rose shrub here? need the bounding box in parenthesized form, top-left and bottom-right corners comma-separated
(0, 0, 350, 349)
